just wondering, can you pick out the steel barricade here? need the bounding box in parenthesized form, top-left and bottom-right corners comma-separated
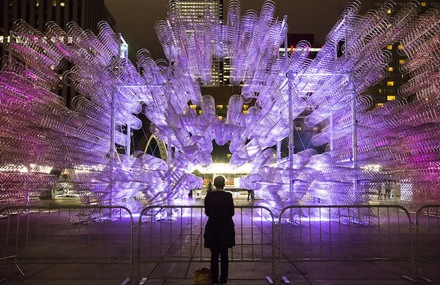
(278, 205, 415, 283)
(137, 205, 276, 282)
(415, 204, 440, 282)
(0, 205, 134, 283)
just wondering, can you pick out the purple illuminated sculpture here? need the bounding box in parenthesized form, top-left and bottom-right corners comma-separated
(0, 0, 439, 215)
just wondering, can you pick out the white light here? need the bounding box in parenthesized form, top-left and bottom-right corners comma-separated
(74, 164, 105, 173)
(193, 163, 251, 174)
(279, 47, 322, 52)
(361, 164, 381, 172)
(119, 35, 129, 59)
(234, 177, 240, 187)
(0, 164, 28, 173)
(29, 164, 53, 173)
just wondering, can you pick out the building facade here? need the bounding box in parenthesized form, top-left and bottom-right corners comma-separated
(365, 0, 439, 106)
(168, 0, 224, 86)
(0, 0, 115, 106)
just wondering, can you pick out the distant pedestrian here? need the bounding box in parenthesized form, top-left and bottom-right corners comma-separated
(207, 181, 213, 194)
(247, 189, 254, 201)
(204, 176, 235, 285)
(378, 185, 383, 200)
(385, 180, 392, 199)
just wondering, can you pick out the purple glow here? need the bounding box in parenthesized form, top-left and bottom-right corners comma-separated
(0, 1, 439, 214)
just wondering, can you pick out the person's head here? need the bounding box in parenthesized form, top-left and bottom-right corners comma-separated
(213, 176, 225, 189)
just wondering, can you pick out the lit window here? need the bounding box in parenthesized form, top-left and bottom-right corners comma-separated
(397, 44, 403, 50)
(386, 45, 393, 50)
(399, 59, 405, 65)
(296, 127, 302, 131)
(242, 110, 248, 114)
(243, 104, 248, 110)
(377, 103, 384, 107)
(216, 105, 223, 109)
(226, 154, 232, 158)
(387, 95, 396, 101)
(387, 81, 394, 86)
(218, 116, 223, 120)
(189, 105, 197, 109)
(378, 88, 382, 94)
(198, 110, 203, 115)
(387, 9, 392, 14)
(421, 2, 427, 7)
(388, 67, 394, 72)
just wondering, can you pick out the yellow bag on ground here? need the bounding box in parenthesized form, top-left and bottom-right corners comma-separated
(193, 267, 211, 285)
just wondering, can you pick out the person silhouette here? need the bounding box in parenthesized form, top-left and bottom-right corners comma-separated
(247, 189, 254, 201)
(207, 181, 213, 194)
(203, 176, 235, 284)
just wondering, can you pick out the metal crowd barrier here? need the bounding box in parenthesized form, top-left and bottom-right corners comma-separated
(137, 205, 276, 281)
(2, 204, 440, 284)
(0, 205, 133, 283)
(278, 205, 415, 283)
(415, 204, 440, 282)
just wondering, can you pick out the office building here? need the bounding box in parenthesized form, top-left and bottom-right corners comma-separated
(0, 0, 115, 106)
(168, 0, 224, 86)
(365, 0, 439, 106)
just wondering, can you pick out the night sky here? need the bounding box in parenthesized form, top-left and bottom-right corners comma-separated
(104, 0, 350, 63)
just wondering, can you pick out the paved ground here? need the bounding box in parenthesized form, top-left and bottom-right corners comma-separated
(2, 260, 438, 284)
(1, 194, 439, 285)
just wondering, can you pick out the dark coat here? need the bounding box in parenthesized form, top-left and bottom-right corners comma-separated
(204, 190, 235, 249)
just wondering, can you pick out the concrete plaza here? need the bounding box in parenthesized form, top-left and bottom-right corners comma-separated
(1, 193, 439, 285)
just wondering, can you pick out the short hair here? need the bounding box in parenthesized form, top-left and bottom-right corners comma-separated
(213, 176, 225, 188)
